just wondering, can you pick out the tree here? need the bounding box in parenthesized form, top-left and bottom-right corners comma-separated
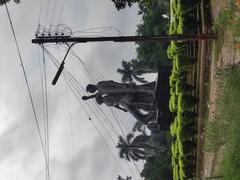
(111, 0, 143, 10)
(116, 133, 152, 161)
(117, 175, 132, 180)
(0, 0, 20, 5)
(117, 60, 147, 83)
(140, 152, 173, 180)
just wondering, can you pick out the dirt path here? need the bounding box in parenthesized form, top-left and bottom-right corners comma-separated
(202, 0, 240, 179)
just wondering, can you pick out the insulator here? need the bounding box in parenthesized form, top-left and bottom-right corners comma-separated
(55, 33, 58, 36)
(61, 33, 64, 36)
(48, 33, 51, 36)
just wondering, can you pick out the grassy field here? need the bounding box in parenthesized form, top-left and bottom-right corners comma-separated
(204, 64, 240, 179)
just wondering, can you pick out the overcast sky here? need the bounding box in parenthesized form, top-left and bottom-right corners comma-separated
(0, 0, 157, 180)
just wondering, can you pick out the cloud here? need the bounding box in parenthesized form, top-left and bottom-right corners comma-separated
(0, 0, 144, 180)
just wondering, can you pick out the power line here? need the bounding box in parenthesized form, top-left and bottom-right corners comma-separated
(5, 4, 51, 178)
(43, 47, 141, 179)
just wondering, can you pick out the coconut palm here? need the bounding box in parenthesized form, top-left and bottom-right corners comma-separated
(111, 0, 141, 10)
(0, 0, 20, 5)
(116, 133, 152, 161)
(117, 175, 132, 180)
(117, 60, 147, 83)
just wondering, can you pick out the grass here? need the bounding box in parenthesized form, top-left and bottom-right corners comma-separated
(212, 0, 240, 58)
(204, 64, 240, 179)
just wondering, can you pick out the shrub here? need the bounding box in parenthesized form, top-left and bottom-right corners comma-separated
(178, 140, 196, 157)
(170, 86, 175, 95)
(177, 17, 184, 34)
(169, 93, 178, 112)
(177, 111, 195, 127)
(175, 79, 194, 95)
(178, 156, 195, 179)
(175, 55, 196, 71)
(173, 163, 179, 180)
(177, 112, 195, 128)
(178, 94, 198, 112)
(176, 125, 195, 142)
(167, 41, 186, 59)
(169, 72, 176, 87)
(170, 122, 175, 137)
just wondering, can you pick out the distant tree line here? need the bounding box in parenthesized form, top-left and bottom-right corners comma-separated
(114, 0, 171, 84)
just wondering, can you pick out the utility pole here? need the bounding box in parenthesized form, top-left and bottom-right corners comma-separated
(32, 34, 216, 44)
(33, 33, 216, 85)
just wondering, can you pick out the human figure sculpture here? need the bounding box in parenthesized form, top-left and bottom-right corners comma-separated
(95, 94, 156, 125)
(84, 80, 155, 98)
(82, 80, 157, 124)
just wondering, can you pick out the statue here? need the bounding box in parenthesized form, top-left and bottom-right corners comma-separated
(84, 80, 155, 98)
(94, 94, 156, 124)
(82, 80, 157, 125)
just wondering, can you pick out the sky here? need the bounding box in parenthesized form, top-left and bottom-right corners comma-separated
(0, 0, 157, 180)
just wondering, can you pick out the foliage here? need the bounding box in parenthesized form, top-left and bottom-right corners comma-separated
(117, 60, 147, 83)
(116, 133, 154, 161)
(140, 152, 173, 180)
(111, 0, 151, 10)
(177, 94, 197, 112)
(169, 93, 177, 112)
(213, 0, 240, 38)
(168, 1, 199, 179)
(135, 0, 171, 69)
(0, 0, 20, 5)
(175, 79, 193, 95)
(174, 55, 196, 71)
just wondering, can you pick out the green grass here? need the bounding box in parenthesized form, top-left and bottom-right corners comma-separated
(212, 0, 240, 58)
(204, 64, 240, 179)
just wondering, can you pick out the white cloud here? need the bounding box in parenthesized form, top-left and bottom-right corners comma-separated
(0, 0, 145, 180)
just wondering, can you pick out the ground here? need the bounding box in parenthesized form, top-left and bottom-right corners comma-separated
(200, 0, 240, 179)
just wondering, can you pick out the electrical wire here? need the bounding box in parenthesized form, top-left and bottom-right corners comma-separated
(5, 4, 51, 179)
(42, 46, 142, 179)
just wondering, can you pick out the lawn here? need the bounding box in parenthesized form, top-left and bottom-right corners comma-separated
(204, 64, 240, 179)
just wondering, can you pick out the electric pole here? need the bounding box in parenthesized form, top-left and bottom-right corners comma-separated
(32, 34, 216, 44)
(33, 33, 216, 85)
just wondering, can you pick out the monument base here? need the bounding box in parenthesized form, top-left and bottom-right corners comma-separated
(154, 66, 174, 131)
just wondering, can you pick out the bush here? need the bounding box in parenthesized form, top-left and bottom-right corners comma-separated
(169, 93, 178, 112)
(176, 79, 193, 95)
(176, 125, 195, 142)
(170, 86, 175, 95)
(178, 94, 198, 112)
(174, 55, 196, 71)
(167, 41, 186, 59)
(177, 112, 195, 128)
(173, 163, 179, 180)
(178, 140, 196, 157)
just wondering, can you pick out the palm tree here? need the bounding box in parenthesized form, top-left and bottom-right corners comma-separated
(117, 175, 132, 180)
(111, 0, 141, 10)
(116, 133, 152, 161)
(0, 0, 20, 5)
(117, 60, 147, 83)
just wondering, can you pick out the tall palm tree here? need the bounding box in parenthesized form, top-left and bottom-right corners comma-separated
(117, 175, 132, 180)
(116, 133, 152, 161)
(117, 60, 147, 83)
(0, 0, 20, 5)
